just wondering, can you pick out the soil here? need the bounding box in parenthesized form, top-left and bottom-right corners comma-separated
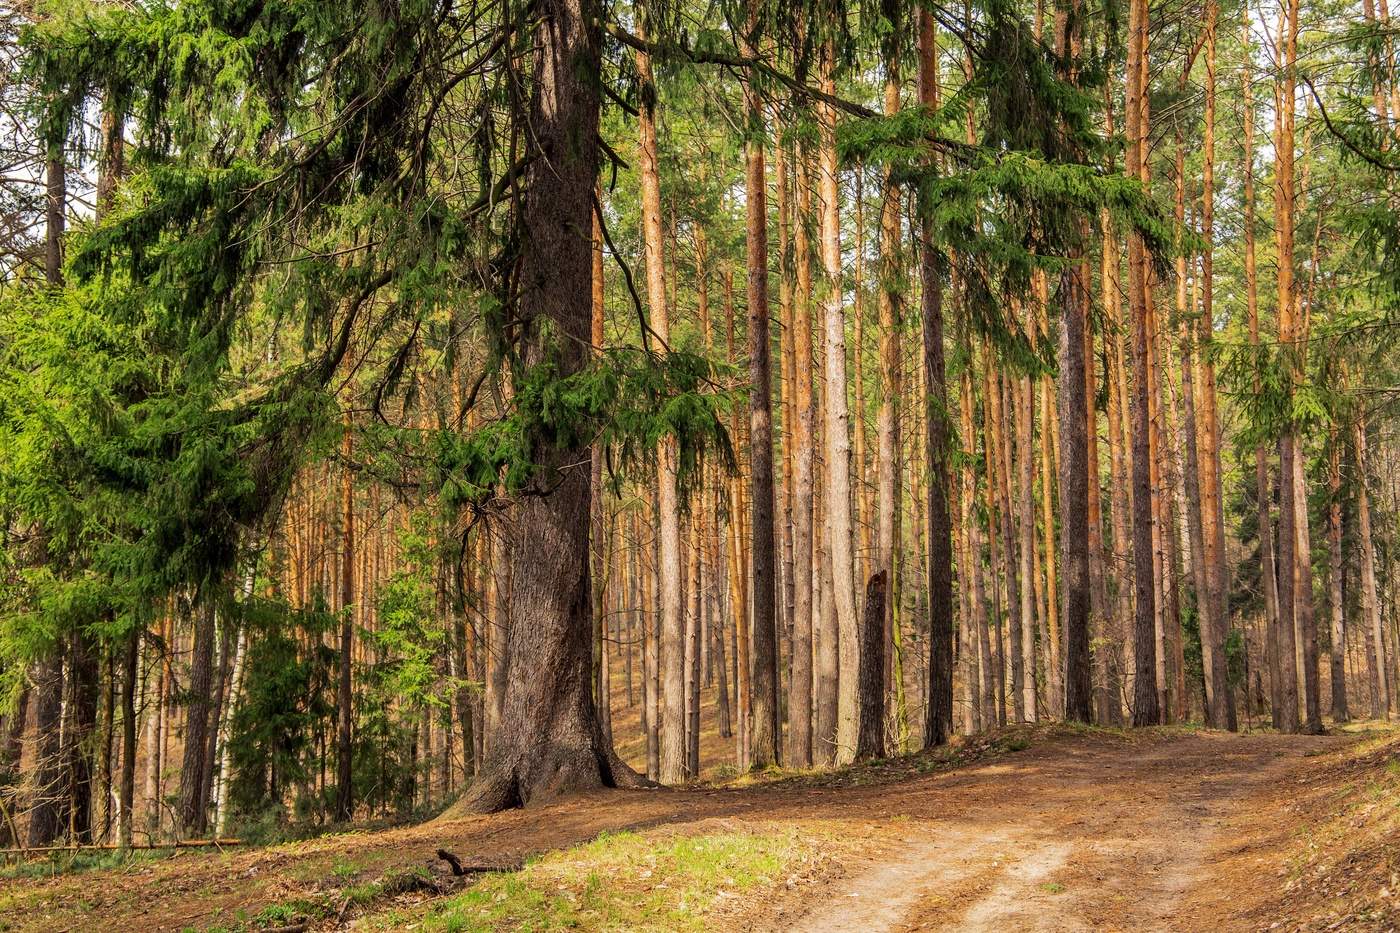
(2, 724, 1393, 932)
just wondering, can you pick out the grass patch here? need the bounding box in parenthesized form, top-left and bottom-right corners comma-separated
(366, 826, 814, 932)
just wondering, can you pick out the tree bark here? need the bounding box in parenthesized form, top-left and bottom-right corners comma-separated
(117, 630, 138, 851)
(916, 11, 954, 746)
(335, 424, 354, 821)
(1196, 1, 1236, 730)
(742, 5, 780, 769)
(815, 43, 860, 766)
(788, 138, 816, 768)
(456, 0, 645, 813)
(634, 19, 687, 785)
(857, 571, 888, 758)
(1356, 410, 1390, 719)
(877, 63, 903, 747)
(1327, 428, 1350, 723)
(1273, 0, 1303, 733)
(1126, 0, 1160, 725)
(179, 599, 217, 835)
(1239, 10, 1283, 725)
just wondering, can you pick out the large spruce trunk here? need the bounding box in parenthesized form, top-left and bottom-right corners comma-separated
(456, 0, 643, 813)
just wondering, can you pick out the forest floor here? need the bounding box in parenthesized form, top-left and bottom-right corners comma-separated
(1, 721, 1397, 932)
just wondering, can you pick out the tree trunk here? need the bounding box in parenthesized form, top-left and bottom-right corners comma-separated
(634, 21, 686, 786)
(335, 424, 355, 821)
(1126, 0, 1160, 725)
(857, 571, 888, 758)
(117, 630, 138, 851)
(1016, 375, 1040, 721)
(214, 621, 248, 837)
(179, 599, 217, 835)
(1327, 429, 1350, 723)
(1239, 10, 1283, 725)
(27, 656, 65, 846)
(742, 6, 780, 769)
(877, 63, 903, 747)
(1356, 411, 1390, 719)
(144, 625, 166, 838)
(1273, 0, 1303, 733)
(1197, 1, 1236, 730)
(456, 0, 644, 813)
(917, 11, 955, 747)
(817, 43, 860, 765)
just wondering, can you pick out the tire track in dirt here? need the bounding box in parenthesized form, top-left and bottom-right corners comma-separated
(779, 731, 1346, 932)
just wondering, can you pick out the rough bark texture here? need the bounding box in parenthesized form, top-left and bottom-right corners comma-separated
(117, 630, 138, 850)
(1126, 0, 1160, 726)
(877, 68, 902, 745)
(27, 656, 65, 846)
(335, 426, 354, 822)
(635, 22, 686, 785)
(1273, 0, 1303, 733)
(919, 10, 954, 747)
(857, 571, 888, 759)
(1239, 12, 1282, 725)
(1356, 413, 1390, 719)
(454, 0, 646, 814)
(742, 6, 780, 769)
(817, 44, 860, 765)
(1326, 433, 1349, 723)
(179, 600, 217, 835)
(788, 142, 816, 768)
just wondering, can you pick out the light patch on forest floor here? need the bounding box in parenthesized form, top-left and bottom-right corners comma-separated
(355, 821, 851, 932)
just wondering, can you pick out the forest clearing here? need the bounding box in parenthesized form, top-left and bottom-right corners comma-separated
(5, 0, 1400, 927)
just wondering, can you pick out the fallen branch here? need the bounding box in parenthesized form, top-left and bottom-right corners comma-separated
(435, 848, 521, 875)
(0, 839, 243, 860)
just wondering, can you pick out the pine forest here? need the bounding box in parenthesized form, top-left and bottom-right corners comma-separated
(1, 0, 1399, 928)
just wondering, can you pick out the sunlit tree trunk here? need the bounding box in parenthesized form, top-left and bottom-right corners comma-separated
(817, 43, 860, 764)
(1356, 409, 1390, 719)
(1196, 1, 1236, 729)
(741, 7, 780, 767)
(1326, 426, 1349, 723)
(789, 141, 817, 768)
(634, 25, 687, 782)
(1272, 0, 1304, 733)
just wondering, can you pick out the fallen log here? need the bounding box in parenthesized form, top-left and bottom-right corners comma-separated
(435, 848, 521, 875)
(0, 838, 243, 861)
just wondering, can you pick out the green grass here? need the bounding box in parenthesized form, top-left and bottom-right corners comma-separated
(364, 827, 813, 932)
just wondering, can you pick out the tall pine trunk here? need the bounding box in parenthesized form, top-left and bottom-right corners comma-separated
(634, 21, 687, 784)
(817, 44, 860, 764)
(742, 3, 780, 769)
(1126, 0, 1160, 725)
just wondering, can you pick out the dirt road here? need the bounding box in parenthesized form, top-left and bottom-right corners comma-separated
(775, 729, 1345, 931)
(0, 726, 1361, 931)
